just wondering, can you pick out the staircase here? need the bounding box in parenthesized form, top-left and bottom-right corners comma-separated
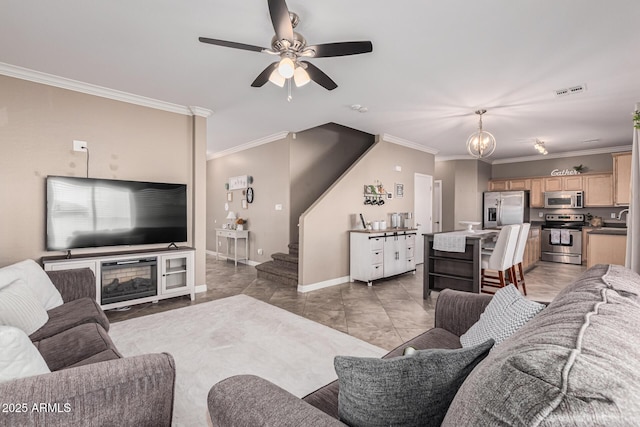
(255, 243, 299, 286)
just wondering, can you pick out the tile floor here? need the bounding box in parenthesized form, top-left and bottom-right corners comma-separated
(106, 255, 586, 350)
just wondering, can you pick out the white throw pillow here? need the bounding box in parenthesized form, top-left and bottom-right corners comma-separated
(0, 325, 51, 383)
(460, 284, 545, 347)
(0, 259, 63, 310)
(0, 279, 49, 335)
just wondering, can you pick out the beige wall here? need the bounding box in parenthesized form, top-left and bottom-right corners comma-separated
(290, 124, 374, 240)
(454, 160, 484, 229)
(435, 159, 490, 231)
(206, 138, 291, 263)
(299, 138, 435, 288)
(0, 75, 204, 277)
(191, 115, 208, 287)
(434, 161, 456, 231)
(491, 153, 615, 178)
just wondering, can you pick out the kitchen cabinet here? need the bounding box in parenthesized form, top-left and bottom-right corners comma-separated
(581, 226, 594, 265)
(530, 178, 544, 207)
(350, 230, 416, 285)
(583, 174, 613, 207)
(489, 180, 509, 191)
(508, 178, 530, 191)
(613, 152, 632, 206)
(544, 176, 582, 192)
(522, 226, 540, 271)
(587, 233, 626, 268)
(563, 175, 583, 190)
(543, 177, 562, 192)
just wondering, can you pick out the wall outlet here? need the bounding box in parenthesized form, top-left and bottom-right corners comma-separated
(611, 212, 617, 219)
(257, 248, 263, 255)
(73, 140, 88, 151)
(275, 204, 283, 211)
(538, 212, 544, 218)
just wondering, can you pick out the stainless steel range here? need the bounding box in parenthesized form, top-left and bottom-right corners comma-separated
(541, 214, 585, 265)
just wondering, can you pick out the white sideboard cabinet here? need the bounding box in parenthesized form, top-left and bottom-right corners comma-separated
(42, 247, 195, 310)
(350, 230, 417, 286)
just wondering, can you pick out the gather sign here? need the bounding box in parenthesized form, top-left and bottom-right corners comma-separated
(550, 168, 580, 176)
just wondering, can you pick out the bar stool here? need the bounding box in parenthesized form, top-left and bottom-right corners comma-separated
(510, 223, 531, 295)
(481, 224, 520, 294)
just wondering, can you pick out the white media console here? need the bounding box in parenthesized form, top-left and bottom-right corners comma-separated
(42, 247, 195, 310)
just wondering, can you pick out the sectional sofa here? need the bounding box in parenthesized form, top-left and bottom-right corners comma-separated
(208, 264, 640, 425)
(0, 263, 175, 426)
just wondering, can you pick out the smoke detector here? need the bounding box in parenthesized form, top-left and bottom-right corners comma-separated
(350, 104, 368, 113)
(554, 84, 587, 97)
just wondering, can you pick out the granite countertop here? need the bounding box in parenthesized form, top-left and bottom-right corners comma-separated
(588, 228, 627, 236)
(425, 230, 498, 240)
(351, 228, 418, 234)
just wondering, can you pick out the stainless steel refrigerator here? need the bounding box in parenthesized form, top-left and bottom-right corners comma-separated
(483, 191, 530, 228)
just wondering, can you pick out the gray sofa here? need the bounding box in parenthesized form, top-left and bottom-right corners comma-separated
(0, 268, 176, 426)
(208, 264, 640, 426)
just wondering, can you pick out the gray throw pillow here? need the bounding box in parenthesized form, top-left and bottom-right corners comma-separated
(334, 339, 494, 427)
(460, 284, 545, 348)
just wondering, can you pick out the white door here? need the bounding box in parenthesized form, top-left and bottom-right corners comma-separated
(414, 173, 433, 264)
(433, 180, 442, 232)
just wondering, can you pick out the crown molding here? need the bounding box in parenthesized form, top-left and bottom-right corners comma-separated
(490, 145, 633, 164)
(189, 106, 213, 118)
(0, 62, 193, 115)
(435, 154, 493, 163)
(381, 133, 439, 155)
(207, 131, 289, 160)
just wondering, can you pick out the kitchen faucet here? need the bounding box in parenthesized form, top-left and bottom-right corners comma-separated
(617, 208, 629, 221)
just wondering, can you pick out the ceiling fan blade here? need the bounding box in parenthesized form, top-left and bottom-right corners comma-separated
(305, 41, 373, 58)
(268, 0, 293, 43)
(199, 37, 266, 53)
(251, 62, 279, 87)
(301, 61, 338, 91)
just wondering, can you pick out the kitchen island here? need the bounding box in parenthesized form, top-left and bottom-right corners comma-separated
(423, 230, 498, 298)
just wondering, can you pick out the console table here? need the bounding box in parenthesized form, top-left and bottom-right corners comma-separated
(215, 228, 249, 266)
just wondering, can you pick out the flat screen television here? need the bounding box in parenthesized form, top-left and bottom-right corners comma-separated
(46, 176, 188, 251)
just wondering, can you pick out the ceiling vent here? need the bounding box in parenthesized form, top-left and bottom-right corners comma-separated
(555, 84, 587, 97)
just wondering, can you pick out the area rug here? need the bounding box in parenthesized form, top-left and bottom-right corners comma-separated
(109, 294, 387, 427)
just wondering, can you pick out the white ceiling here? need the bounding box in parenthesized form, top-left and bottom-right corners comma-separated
(1, 1, 638, 160)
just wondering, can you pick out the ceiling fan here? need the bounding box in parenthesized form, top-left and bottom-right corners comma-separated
(199, 0, 373, 93)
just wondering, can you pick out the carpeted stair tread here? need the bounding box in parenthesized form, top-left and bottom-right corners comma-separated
(256, 260, 298, 286)
(288, 242, 299, 255)
(271, 252, 299, 265)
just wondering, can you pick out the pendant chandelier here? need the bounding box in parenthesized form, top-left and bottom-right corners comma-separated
(466, 109, 496, 158)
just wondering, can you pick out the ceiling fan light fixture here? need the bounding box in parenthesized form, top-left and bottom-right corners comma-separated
(268, 69, 286, 87)
(293, 66, 310, 87)
(466, 109, 496, 159)
(277, 56, 295, 78)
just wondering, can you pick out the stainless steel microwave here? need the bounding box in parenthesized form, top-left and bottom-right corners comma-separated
(544, 191, 584, 209)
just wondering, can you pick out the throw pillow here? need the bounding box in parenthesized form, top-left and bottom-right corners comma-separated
(334, 339, 494, 427)
(0, 259, 63, 310)
(0, 325, 51, 383)
(460, 284, 545, 348)
(0, 279, 49, 335)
